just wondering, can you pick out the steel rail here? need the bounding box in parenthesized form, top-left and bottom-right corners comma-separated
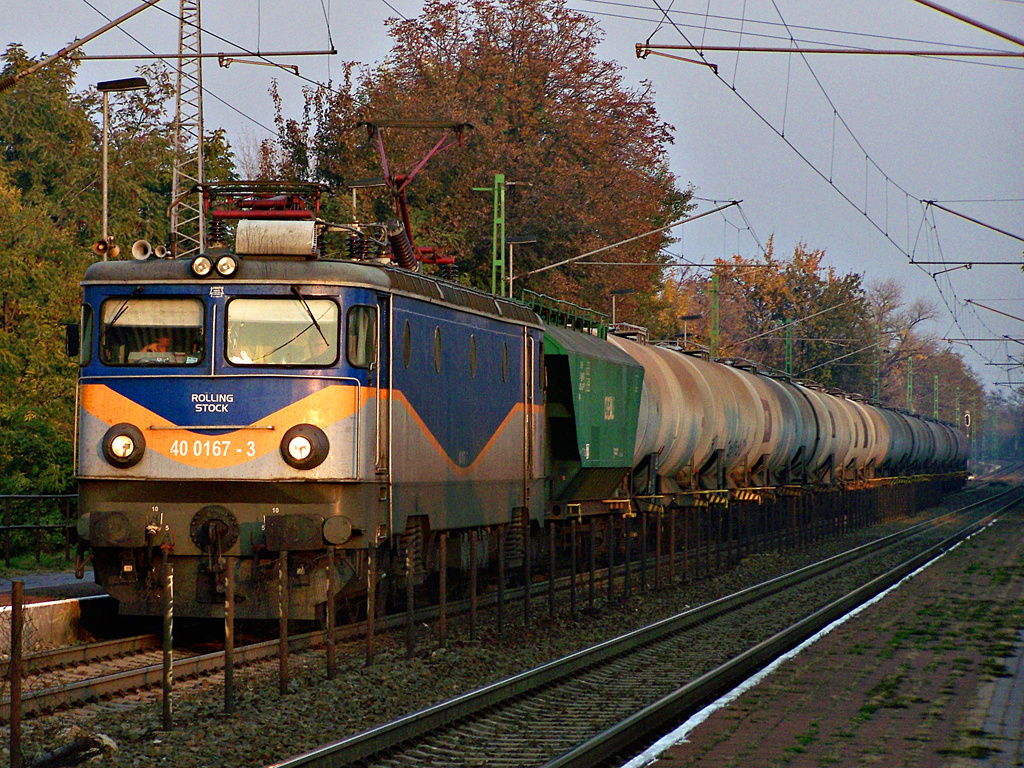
(0, 582, 534, 722)
(0, 633, 160, 680)
(0, 626, 331, 722)
(266, 487, 1015, 768)
(542, 492, 1023, 768)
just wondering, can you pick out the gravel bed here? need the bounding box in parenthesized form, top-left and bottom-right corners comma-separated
(3, 487, 995, 768)
(344, 501, 986, 766)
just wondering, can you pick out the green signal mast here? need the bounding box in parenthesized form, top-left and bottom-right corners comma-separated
(474, 173, 507, 297)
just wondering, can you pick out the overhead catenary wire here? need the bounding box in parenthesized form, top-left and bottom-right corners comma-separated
(582, 0, 1022, 54)
(908, 0, 1024, 49)
(638, 0, 1021, 381)
(797, 340, 881, 376)
(964, 300, 1024, 325)
(0, 0, 164, 93)
(142, 1, 335, 89)
(638, 44, 1023, 59)
(923, 201, 1024, 244)
(78, 0, 279, 135)
(725, 300, 856, 350)
(514, 201, 739, 280)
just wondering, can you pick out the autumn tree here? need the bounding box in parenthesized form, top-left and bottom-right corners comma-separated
(1, 46, 236, 252)
(866, 278, 937, 396)
(653, 238, 986, 415)
(0, 167, 84, 493)
(273, 0, 689, 311)
(665, 239, 873, 391)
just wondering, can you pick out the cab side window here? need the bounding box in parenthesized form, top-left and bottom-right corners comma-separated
(80, 304, 94, 366)
(347, 306, 377, 368)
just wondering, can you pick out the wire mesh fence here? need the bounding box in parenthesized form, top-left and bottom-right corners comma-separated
(1, 583, 75, 716)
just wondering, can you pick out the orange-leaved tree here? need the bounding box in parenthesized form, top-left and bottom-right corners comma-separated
(273, 0, 690, 311)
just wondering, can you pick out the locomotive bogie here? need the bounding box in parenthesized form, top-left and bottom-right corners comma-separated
(79, 477, 378, 619)
(90, 548, 352, 621)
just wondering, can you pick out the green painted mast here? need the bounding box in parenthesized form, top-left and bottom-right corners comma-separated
(710, 274, 720, 360)
(784, 318, 794, 376)
(906, 356, 914, 412)
(473, 173, 506, 297)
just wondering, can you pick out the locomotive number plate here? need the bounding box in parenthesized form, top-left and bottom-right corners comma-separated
(168, 438, 257, 459)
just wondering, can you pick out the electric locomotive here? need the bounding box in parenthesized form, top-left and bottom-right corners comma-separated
(73, 183, 545, 619)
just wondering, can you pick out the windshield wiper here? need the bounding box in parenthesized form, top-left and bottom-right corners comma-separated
(106, 286, 143, 328)
(290, 285, 329, 347)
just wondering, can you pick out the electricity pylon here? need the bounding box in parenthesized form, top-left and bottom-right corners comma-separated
(170, 0, 205, 257)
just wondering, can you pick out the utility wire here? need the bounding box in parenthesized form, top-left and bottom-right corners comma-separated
(582, 0, 1017, 52)
(643, 0, 1018, 379)
(79, 0, 278, 135)
(143, 1, 335, 92)
(517, 202, 739, 279)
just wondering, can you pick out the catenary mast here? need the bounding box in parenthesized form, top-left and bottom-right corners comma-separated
(170, 0, 205, 257)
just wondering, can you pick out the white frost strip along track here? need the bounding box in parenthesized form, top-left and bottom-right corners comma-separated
(619, 520, 998, 768)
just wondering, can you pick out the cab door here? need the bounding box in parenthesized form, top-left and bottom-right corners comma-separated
(374, 293, 392, 478)
(371, 293, 393, 539)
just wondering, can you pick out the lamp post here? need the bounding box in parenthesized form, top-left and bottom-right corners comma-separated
(610, 288, 634, 325)
(679, 313, 702, 348)
(97, 77, 147, 259)
(507, 234, 537, 298)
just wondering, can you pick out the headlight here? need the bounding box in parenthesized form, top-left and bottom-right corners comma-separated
(280, 424, 329, 470)
(110, 434, 136, 458)
(191, 254, 213, 278)
(287, 434, 312, 461)
(215, 253, 239, 277)
(102, 423, 146, 468)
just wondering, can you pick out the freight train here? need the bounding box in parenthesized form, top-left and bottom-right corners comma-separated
(69, 182, 969, 619)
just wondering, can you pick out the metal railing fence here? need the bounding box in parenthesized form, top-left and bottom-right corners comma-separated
(0, 495, 77, 568)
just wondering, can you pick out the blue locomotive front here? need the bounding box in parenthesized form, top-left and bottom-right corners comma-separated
(75, 248, 545, 619)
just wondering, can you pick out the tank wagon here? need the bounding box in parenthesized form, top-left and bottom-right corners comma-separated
(70, 182, 968, 619)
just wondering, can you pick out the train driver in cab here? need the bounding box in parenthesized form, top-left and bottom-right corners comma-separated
(141, 335, 171, 353)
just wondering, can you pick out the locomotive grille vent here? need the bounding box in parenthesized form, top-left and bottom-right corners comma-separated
(389, 270, 443, 300)
(388, 268, 540, 325)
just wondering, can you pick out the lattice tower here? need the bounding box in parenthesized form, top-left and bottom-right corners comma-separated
(170, 0, 206, 258)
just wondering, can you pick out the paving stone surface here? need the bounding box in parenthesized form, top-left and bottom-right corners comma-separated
(645, 503, 1024, 768)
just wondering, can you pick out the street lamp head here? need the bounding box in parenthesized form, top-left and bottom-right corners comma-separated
(97, 77, 148, 93)
(610, 287, 635, 325)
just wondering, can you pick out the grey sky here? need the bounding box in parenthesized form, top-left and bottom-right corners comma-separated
(5, 0, 1022, 391)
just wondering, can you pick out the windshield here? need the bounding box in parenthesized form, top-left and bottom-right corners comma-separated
(99, 297, 204, 366)
(226, 298, 339, 366)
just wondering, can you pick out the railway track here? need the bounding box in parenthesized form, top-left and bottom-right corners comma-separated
(267, 486, 1022, 768)
(1, 484, 1010, 728)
